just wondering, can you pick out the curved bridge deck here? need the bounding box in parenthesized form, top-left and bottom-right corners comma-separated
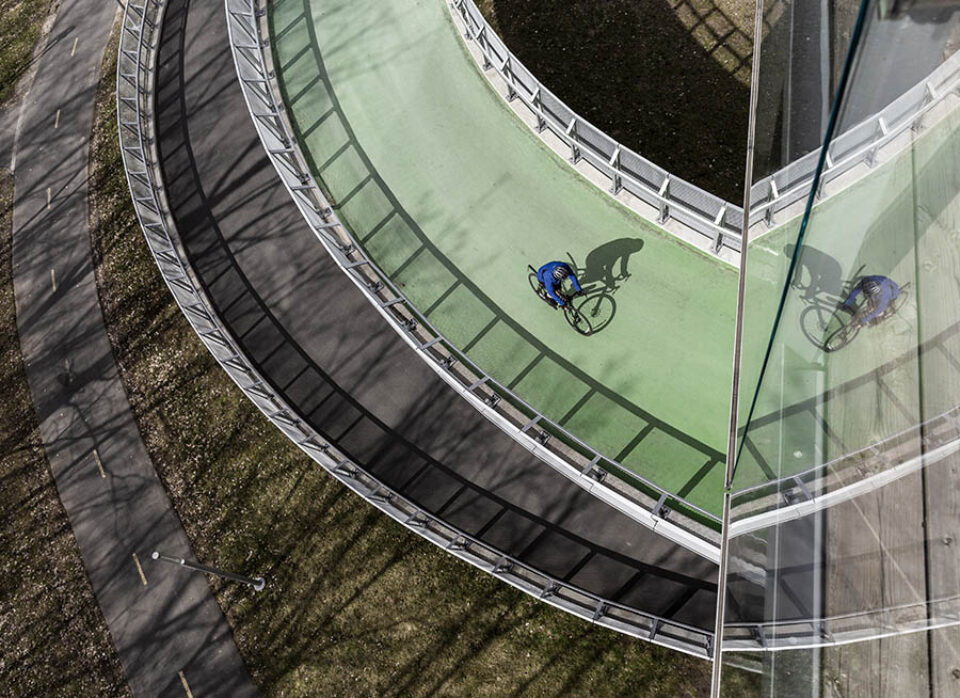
(268, 0, 739, 519)
(151, 0, 719, 648)
(266, 0, 960, 529)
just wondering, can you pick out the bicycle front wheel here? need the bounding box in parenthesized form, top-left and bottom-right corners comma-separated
(823, 318, 860, 353)
(564, 305, 592, 336)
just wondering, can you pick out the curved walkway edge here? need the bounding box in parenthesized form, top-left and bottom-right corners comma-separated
(141, 0, 721, 658)
(10, 0, 257, 694)
(230, 0, 723, 559)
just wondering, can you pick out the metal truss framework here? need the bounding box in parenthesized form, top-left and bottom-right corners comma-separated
(116, 0, 716, 660)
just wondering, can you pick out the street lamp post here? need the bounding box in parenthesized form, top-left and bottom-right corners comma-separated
(151, 551, 266, 592)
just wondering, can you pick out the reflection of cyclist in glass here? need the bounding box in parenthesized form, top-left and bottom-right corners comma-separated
(537, 261, 582, 308)
(842, 275, 900, 326)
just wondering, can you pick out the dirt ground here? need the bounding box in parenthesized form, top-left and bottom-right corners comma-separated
(479, 0, 760, 201)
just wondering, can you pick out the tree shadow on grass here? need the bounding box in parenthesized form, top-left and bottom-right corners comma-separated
(490, 0, 753, 201)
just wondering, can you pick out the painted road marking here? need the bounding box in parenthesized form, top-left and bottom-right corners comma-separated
(70, 37, 78, 57)
(93, 448, 106, 478)
(132, 553, 148, 586)
(178, 671, 194, 698)
(50, 268, 56, 292)
(46, 187, 51, 210)
(54, 109, 60, 129)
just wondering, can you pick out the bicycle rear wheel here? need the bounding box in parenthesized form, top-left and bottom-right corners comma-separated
(887, 285, 910, 318)
(528, 272, 549, 303)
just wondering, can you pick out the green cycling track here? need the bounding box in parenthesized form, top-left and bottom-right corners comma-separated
(269, 0, 960, 516)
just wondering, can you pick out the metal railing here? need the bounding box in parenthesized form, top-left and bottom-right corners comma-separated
(225, 0, 725, 561)
(723, 592, 960, 653)
(729, 404, 960, 536)
(452, 0, 960, 245)
(748, 48, 960, 231)
(726, 311, 960, 533)
(237, 0, 960, 564)
(116, 0, 718, 658)
(451, 0, 744, 254)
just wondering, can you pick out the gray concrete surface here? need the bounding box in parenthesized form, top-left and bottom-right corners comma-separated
(10, 0, 258, 694)
(153, 0, 719, 632)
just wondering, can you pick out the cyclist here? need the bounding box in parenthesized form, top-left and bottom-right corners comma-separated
(536, 261, 582, 308)
(841, 275, 900, 326)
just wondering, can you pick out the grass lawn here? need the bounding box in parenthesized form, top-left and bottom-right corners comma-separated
(86, 11, 765, 698)
(0, 170, 129, 694)
(0, 0, 58, 106)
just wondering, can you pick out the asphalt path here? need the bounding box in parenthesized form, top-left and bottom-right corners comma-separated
(153, 0, 719, 632)
(9, 0, 257, 695)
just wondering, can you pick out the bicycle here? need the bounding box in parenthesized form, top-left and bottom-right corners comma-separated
(528, 266, 592, 336)
(820, 283, 911, 353)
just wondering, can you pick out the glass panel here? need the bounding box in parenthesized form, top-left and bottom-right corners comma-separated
(721, 0, 960, 694)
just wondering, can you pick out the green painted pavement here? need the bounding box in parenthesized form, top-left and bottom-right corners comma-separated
(270, 0, 737, 516)
(269, 0, 960, 516)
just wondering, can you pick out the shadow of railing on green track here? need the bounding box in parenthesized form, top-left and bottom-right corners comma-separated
(269, 0, 729, 520)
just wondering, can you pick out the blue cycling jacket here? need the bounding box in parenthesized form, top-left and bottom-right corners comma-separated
(537, 261, 582, 307)
(843, 275, 900, 324)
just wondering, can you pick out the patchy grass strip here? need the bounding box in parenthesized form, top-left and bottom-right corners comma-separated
(0, 0, 58, 106)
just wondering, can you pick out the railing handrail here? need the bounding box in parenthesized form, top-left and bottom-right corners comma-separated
(451, 0, 743, 254)
(116, 0, 719, 658)
(722, 591, 960, 653)
(732, 404, 960, 502)
(452, 0, 960, 247)
(225, 0, 726, 562)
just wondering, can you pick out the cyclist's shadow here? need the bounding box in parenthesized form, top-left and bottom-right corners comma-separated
(563, 237, 644, 335)
(786, 243, 844, 300)
(576, 238, 644, 291)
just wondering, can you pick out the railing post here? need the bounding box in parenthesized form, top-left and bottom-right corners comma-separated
(608, 145, 622, 195)
(502, 56, 517, 101)
(477, 25, 491, 70)
(658, 176, 670, 223)
(764, 179, 778, 226)
(565, 117, 580, 163)
(532, 88, 546, 132)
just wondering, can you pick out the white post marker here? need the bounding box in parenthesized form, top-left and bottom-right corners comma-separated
(178, 670, 194, 698)
(132, 553, 148, 586)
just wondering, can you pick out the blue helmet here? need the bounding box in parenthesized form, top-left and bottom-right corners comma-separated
(552, 265, 570, 282)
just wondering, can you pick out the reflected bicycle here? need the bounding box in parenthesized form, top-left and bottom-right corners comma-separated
(819, 284, 911, 353)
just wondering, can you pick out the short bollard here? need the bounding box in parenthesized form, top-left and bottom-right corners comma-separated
(151, 551, 266, 592)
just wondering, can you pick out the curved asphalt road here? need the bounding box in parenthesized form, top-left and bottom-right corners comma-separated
(153, 0, 719, 632)
(9, 0, 256, 695)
